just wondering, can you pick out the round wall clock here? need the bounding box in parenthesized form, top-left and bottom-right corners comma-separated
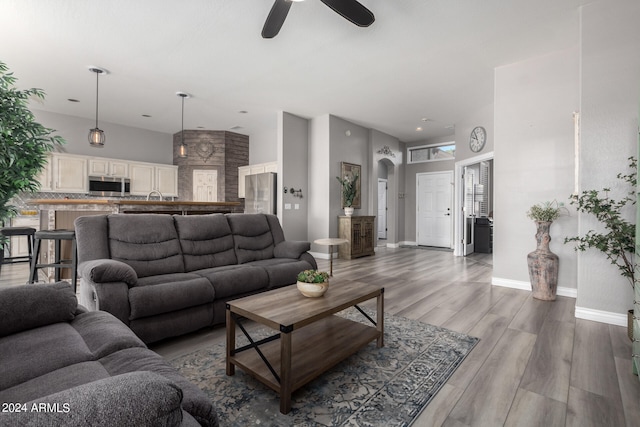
(469, 126, 487, 153)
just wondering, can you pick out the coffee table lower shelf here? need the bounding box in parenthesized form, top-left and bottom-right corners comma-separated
(228, 314, 380, 408)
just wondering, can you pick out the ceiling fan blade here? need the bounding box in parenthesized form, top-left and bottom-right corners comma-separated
(262, 0, 293, 38)
(320, 0, 375, 27)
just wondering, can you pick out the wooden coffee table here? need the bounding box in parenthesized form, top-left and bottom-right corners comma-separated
(226, 280, 384, 414)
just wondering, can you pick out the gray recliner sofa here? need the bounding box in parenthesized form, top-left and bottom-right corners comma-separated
(74, 213, 317, 344)
(0, 281, 218, 427)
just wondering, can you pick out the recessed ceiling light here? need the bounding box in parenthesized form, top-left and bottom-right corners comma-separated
(230, 126, 243, 130)
(142, 114, 151, 118)
(416, 127, 423, 131)
(68, 98, 80, 102)
(421, 118, 429, 122)
(197, 126, 205, 129)
(238, 110, 248, 114)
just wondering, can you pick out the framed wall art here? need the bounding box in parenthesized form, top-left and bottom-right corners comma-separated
(340, 162, 361, 209)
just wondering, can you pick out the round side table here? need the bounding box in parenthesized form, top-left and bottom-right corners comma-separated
(314, 238, 348, 276)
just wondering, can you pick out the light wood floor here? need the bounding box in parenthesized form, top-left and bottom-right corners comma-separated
(2, 248, 639, 426)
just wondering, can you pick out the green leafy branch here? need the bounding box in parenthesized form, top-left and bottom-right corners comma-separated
(564, 157, 636, 288)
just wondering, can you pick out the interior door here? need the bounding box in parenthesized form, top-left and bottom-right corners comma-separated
(463, 167, 476, 256)
(193, 170, 218, 202)
(417, 172, 453, 247)
(377, 179, 387, 239)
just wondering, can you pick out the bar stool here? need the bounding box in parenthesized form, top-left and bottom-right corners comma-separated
(29, 229, 78, 292)
(0, 227, 36, 274)
(0, 227, 36, 273)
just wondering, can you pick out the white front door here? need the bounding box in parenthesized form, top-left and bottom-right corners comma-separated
(193, 170, 218, 202)
(378, 179, 387, 239)
(417, 172, 453, 247)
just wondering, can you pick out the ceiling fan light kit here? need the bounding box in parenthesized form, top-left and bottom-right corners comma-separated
(262, 0, 375, 39)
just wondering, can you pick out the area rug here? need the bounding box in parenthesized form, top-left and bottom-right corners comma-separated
(169, 308, 478, 427)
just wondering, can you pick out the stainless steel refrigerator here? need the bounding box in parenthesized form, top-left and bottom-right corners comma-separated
(244, 172, 277, 214)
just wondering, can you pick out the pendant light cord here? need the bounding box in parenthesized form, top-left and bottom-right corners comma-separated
(94, 70, 100, 128)
(181, 95, 185, 144)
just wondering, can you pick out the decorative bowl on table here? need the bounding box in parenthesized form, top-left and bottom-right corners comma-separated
(296, 270, 330, 298)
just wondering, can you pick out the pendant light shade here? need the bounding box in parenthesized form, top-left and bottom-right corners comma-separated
(88, 67, 107, 147)
(177, 92, 190, 158)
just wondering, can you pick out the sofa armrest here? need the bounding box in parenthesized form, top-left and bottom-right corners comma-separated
(78, 259, 138, 286)
(273, 240, 311, 259)
(79, 279, 131, 326)
(0, 371, 184, 427)
(0, 282, 77, 337)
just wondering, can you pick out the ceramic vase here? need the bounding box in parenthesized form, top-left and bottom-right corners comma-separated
(344, 207, 354, 216)
(527, 221, 559, 301)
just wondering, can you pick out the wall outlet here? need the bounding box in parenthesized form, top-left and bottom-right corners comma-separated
(285, 203, 291, 210)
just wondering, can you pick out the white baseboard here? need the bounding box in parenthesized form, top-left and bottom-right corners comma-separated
(399, 241, 417, 247)
(574, 306, 628, 327)
(309, 251, 330, 260)
(491, 277, 577, 298)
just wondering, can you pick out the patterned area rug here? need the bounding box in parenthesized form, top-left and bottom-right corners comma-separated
(169, 308, 478, 427)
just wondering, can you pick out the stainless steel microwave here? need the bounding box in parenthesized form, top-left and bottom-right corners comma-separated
(88, 176, 130, 197)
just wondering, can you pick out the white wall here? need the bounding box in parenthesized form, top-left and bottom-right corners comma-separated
(493, 47, 579, 293)
(33, 110, 173, 164)
(370, 129, 404, 245)
(576, 0, 640, 317)
(308, 115, 332, 253)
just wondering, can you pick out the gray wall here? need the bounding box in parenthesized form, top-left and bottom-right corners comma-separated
(576, 0, 639, 314)
(33, 110, 173, 164)
(278, 111, 309, 241)
(493, 47, 579, 292)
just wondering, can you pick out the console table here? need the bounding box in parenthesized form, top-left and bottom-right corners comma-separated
(337, 216, 375, 260)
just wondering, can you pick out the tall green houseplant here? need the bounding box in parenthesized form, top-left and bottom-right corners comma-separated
(0, 61, 64, 240)
(565, 156, 636, 288)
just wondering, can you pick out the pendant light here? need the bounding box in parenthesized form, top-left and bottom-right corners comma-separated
(88, 67, 107, 147)
(177, 92, 190, 158)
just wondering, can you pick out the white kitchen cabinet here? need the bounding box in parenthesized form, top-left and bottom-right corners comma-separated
(155, 165, 178, 196)
(238, 161, 277, 198)
(88, 158, 129, 177)
(51, 153, 88, 193)
(36, 158, 53, 192)
(129, 162, 178, 197)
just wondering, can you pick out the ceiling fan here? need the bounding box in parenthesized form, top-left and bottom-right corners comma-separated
(262, 0, 375, 39)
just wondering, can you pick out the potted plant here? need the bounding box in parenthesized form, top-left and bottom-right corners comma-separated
(336, 172, 359, 216)
(526, 201, 565, 301)
(0, 61, 64, 243)
(296, 269, 330, 298)
(565, 156, 636, 340)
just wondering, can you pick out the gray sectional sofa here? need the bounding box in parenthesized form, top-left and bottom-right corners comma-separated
(0, 281, 218, 427)
(74, 213, 317, 344)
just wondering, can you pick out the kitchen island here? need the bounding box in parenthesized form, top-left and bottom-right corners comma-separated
(30, 199, 244, 231)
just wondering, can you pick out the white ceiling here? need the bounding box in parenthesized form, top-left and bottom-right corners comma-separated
(0, 0, 592, 143)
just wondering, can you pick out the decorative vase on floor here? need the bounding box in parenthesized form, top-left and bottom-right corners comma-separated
(527, 221, 559, 301)
(344, 207, 354, 216)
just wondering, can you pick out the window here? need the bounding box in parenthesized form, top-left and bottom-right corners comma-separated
(407, 142, 455, 164)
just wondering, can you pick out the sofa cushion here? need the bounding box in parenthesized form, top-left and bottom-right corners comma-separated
(246, 259, 315, 289)
(226, 214, 275, 263)
(0, 323, 93, 390)
(78, 259, 138, 286)
(174, 214, 238, 271)
(273, 240, 311, 259)
(0, 371, 184, 427)
(100, 347, 218, 427)
(71, 311, 146, 359)
(194, 265, 268, 298)
(108, 214, 184, 278)
(0, 282, 77, 337)
(0, 361, 109, 404)
(129, 277, 215, 319)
